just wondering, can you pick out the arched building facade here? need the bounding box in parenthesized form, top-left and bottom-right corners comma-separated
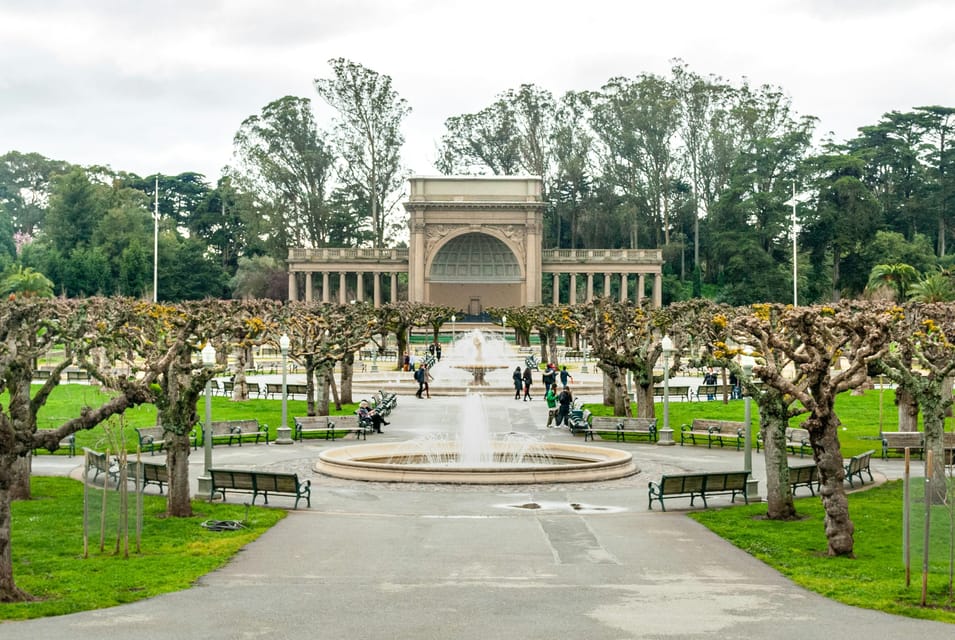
(286, 176, 663, 312)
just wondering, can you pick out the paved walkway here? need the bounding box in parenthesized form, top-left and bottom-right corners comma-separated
(7, 379, 951, 639)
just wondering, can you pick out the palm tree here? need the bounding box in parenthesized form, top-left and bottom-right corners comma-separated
(866, 263, 919, 301)
(908, 269, 955, 302)
(0, 266, 54, 298)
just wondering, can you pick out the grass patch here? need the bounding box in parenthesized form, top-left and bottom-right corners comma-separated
(29, 384, 361, 454)
(690, 481, 955, 623)
(586, 387, 903, 456)
(1, 476, 285, 620)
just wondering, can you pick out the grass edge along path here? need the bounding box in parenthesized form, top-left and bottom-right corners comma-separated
(690, 480, 955, 624)
(1, 476, 285, 620)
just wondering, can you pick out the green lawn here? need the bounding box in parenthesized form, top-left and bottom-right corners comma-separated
(586, 386, 902, 456)
(690, 481, 955, 623)
(31, 384, 362, 454)
(2, 476, 285, 620)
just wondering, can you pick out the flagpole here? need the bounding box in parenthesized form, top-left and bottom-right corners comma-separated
(791, 181, 797, 306)
(153, 175, 159, 303)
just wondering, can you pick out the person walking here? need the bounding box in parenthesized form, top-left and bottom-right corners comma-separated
(422, 364, 433, 398)
(542, 364, 556, 391)
(559, 365, 574, 387)
(414, 365, 426, 398)
(512, 366, 523, 400)
(545, 383, 558, 427)
(522, 366, 533, 401)
(556, 385, 574, 427)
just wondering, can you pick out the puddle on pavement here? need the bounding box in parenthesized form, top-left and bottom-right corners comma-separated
(498, 501, 627, 514)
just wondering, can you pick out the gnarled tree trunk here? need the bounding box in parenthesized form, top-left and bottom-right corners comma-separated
(804, 404, 854, 557)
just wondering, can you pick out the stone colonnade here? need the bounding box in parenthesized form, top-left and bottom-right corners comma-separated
(288, 270, 402, 308)
(546, 271, 663, 306)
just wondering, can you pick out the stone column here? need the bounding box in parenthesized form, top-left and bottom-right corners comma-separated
(603, 273, 611, 297)
(288, 272, 297, 302)
(569, 274, 577, 304)
(638, 274, 645, 303)
(373, 272, 381, 307)
(356, 272, 364, 302)
(552, 273, 560, 304)
(391, 272, 398, 303)
(620, 273, 628, 302)
(304, 272, 313, 303)
(653, 273, 663, 308)
(339, 272, 347, 304)
(322, 272, 330, 303)
(586, 273, 594, 302)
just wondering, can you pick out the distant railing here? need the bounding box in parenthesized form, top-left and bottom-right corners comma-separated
(541, 249, 662, 263)
(288, 248, 409, 262)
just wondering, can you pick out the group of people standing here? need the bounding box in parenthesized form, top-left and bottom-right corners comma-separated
(513, 363, 576, 428)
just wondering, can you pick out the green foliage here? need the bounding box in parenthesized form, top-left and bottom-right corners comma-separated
(1, 476, 284, 619)
(691, 481, 955, 622)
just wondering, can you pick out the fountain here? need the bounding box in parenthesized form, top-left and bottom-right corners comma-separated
(447, 329, 509, 386)
(315, 393, 637, 484)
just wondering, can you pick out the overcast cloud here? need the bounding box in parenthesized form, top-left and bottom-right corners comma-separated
(1, 0, 952, 180)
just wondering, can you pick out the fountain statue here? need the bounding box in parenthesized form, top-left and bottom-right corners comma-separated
(448, 329, 509, 386)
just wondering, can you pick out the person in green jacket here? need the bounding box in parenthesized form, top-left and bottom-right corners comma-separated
(545, 383, 558, 427)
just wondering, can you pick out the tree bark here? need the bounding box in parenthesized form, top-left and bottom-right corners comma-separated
(0, 479, 33, 602)
(759, 395, 796, 520)
(165, 433, 193, 517)
(896, 387, 919, 432)
(804, 408, 854, 557)
(341, 352, 354, 405)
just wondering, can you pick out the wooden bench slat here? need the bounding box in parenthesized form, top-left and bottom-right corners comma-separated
(586, 416, 657, 443)
(649, 470, 750, 511)
(209, 468, 310, 509)
(680, 420, 746, 450)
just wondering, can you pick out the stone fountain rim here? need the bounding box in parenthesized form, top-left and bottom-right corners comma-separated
(315, 441, 637, 484)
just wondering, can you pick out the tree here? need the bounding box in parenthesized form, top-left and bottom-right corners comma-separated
(232, 96, 336, 252)
(877, 303, 955, 502)
(865, 263, 920, 300)
(130, 300, 266, 517)
(575, 299, 668, 418)
(278, 302, 378, 415)
(314, 58, 409, 247)
(0, 151, 70, 236)
(748, 303, 893, 556)
(0, 297, 159, 601)
(0, 266, 53, 298)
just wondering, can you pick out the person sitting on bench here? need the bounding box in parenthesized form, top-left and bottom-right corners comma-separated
(358, 400, 389, 433)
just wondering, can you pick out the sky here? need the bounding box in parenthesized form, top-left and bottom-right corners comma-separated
(1, 0, 953, 182)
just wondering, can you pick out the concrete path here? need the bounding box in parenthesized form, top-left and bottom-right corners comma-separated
(5, 382, 950, 639)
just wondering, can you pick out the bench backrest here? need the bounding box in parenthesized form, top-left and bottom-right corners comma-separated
(136, 426, 166, 441)
(295, 416, 328, 428)
(210, 419, 260, 435)
(210, 469, 256, 490)
(703, 471, 749, 491)
(329, 415, 361, 429)
(136, 462, 168, 482)
(266, 383, 283, 395)
(83, 447, 110, 472)
(660, 474, 707, 494)
(788, 464, 818, 484)
(254, 472, 300, 493)
(882, 432, 923, 447)
(692, 419, 744, 433)
(847, 450, 874, 473)
(288, 384, 308, 395)
(785, 427, 810, 442)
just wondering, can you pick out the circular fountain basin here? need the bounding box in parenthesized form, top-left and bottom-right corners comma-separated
(316, 442, 637, 484)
